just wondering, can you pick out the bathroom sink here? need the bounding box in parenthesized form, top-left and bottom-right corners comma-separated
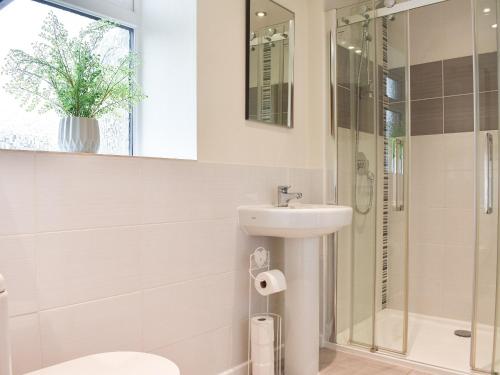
(238, 203, 353, 238)
(238, 202, 352, 375)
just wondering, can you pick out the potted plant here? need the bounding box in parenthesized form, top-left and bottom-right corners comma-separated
(1, 12, 145, 153)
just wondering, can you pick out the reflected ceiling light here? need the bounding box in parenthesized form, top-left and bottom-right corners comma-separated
(355, 49, 362, 54)
(348, 45, 355, 50)
(256, 11, 267, 17)
(483, 7, 491, 13)
(492, 23, 498, 28)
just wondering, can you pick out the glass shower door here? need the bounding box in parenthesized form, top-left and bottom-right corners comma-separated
(337, 14, 379, 348)
(472, 0, 500, 371)
(333, 3, 409, 354)
(374, 10, 409, 354)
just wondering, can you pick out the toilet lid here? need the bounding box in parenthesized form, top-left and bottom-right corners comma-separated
(26, 352, 180, 375)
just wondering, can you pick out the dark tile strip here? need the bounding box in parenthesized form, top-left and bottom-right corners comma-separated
(410, 61, 443, 100)
(478, 52, 498, 92)
(411, 98, 443, 136)
(443, 56, 473, 96)
(480, 91, 499, 131)
(444, 94, 474, 133)
(337, 85, 351, 129)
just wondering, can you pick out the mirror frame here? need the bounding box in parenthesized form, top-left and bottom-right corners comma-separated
(245, 0, 295, 128)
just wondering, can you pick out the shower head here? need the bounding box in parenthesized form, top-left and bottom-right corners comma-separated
(380, 0, 396, 8)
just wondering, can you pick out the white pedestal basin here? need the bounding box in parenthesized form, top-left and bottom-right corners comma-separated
(238, 203, 352, 375)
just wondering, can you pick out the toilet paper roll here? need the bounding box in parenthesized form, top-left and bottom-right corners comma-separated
(254, 270, 287, 296)
(251, 316, 274, 375)
(251, 316, 274, 346)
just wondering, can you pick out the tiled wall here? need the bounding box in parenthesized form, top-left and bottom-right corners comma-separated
(335, 50, 499, 323)
(409, 53, 498, 321)
(410, 132, 475, 321)
(0, 150, 322, 375)
(410, 53, 498, 135)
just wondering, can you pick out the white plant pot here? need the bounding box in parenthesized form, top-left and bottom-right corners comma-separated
(58, 117, 100, 153)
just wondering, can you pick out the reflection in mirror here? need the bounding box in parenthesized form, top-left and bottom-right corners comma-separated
(246, 0, 294, 127)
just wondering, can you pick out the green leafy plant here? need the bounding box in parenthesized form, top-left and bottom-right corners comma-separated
(1, 11, 145, 119)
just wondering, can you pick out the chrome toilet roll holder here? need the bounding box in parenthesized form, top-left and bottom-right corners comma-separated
(248, 247, 283, 375)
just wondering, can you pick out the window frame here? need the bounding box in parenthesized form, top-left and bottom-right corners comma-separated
(1, 0, 140, 155)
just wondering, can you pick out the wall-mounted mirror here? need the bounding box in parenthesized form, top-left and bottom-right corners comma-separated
(246, 0, 294, 128)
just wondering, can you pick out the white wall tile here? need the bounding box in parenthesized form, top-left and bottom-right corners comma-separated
(143, 273, 234, 350)
(0, 151, 318, 374)
(141, 160, 236, 223)
(444, 133, 474, 171)
(410, 132, 475, 321)
(409, 243, 445, 282)
(411, 135, 445, 175)
(444, 208, 474, 248)
(39, 293, 142, 367)
(10, 314, 42, 375)
(230, 318, 249, 368)
(0, 152, 35, 235)
(445, 170, 474, 209)
(443, 245, 475, 292)
(36, 227, 142, 309)
(140, 219, 235, 289)
(411, 168, 446, 209)
(152, 326, 232, 375)
(411, 208, 445, 245)
(35, 153, 142, 232)
(409, 277, 443, 317)
(0, 235, 37, 316)
(441, 289, 474, 322)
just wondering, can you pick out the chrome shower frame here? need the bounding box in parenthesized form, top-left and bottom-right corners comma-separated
(325, 0, 500, 373)
(323, 0, 448, 362)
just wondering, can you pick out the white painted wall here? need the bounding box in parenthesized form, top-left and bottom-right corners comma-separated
(136, 0, 198, 160)
(197, 0, 324, 169)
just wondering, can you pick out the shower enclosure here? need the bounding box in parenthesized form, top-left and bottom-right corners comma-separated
(324, 0, 500, 372)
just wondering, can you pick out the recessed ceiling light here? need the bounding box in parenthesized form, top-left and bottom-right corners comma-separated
(256, 11, 267, 17)
(492, 23, 498, 28)
(355, 49, 362, 54)
(483, 7, 491, 13)
(348, 45, 355, 50)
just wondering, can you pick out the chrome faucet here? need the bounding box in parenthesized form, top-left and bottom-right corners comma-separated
(277, 185, 303, 207)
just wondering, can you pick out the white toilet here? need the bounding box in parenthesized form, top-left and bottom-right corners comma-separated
(0, 275, 180, 375)
(24, 352, 180, 375)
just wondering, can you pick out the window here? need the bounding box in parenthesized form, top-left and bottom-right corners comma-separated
(0, 0, 133, 155)
(386, 76, 400, 101)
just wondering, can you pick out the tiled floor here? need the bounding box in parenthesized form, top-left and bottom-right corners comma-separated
(319, 349, 432, 375)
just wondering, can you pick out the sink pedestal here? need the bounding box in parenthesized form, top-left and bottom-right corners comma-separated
(237, 203, 352, 375)
(284, 238, 319, 375)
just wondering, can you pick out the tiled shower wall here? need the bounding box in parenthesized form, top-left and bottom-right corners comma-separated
(336, 48, 498, 322)
(0, 150, 321, 375)
(410, 53, 498, 321)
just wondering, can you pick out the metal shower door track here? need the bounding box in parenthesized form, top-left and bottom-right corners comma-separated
(337, 0, 447, 26)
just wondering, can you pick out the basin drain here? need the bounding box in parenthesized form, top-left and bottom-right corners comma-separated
(454, 330, 471, 338)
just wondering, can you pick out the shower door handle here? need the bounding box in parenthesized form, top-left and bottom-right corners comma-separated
(394, 139, 404, 211)
(485, 132, 493, 214)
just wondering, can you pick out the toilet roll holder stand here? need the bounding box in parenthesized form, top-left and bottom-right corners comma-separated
(248, 247, 283, 375)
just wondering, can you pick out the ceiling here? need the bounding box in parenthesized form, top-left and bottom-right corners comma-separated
(250, 0, 294, 30)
